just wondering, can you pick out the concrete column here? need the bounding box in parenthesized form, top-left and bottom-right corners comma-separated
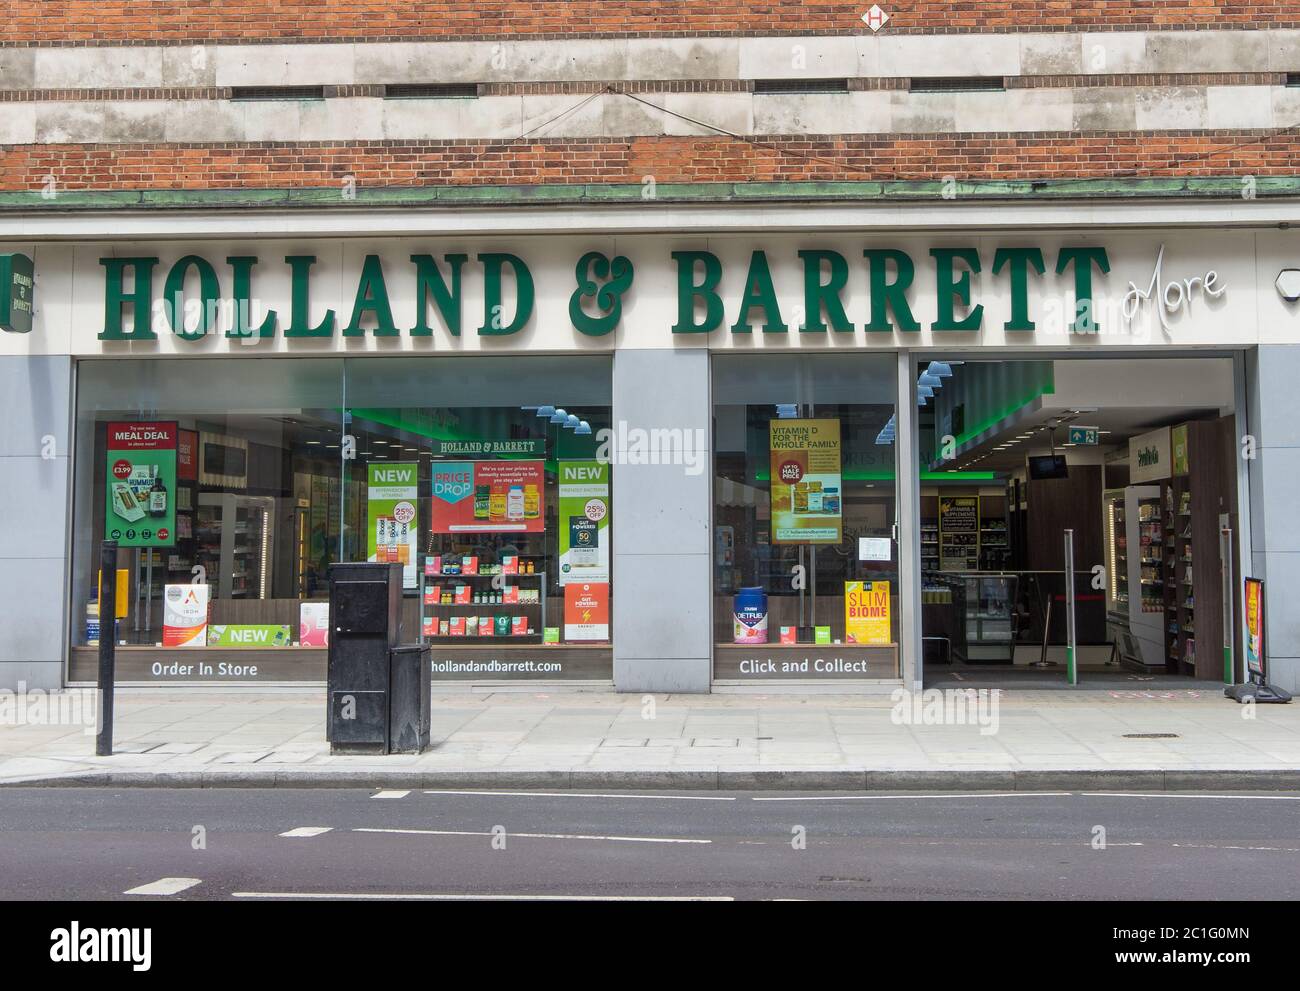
(1244, 345, 1300, 693)
(0, 356, 73, 690)
(610, 348, 712, 692)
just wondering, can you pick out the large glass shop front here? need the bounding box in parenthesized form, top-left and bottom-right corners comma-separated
(712, 354, 902, 682)
(69, 355, 614, 683)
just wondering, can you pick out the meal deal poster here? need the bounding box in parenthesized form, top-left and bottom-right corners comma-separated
(430, 460, 545, 534)
(564, 582, 609, 641)
(558, 461, 609, 585)
(845, 580, 891, 645)
(769, 418, 842, 544)
(366, 463, 419, 589)
(162, 583, 209, 647)
(105, 421, 177, 548)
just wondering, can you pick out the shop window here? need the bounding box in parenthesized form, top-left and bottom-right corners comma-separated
(70, 356, 613, 684)
(342, 356, 613, 680)
(712, 354, 900, 682)
(71, 358, 346, 681)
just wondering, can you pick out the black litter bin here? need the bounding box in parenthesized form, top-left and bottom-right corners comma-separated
(326, 562, 429, 755)
(388, 644, 431, 753)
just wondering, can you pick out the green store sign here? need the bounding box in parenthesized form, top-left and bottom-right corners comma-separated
(0, 253, 34, 334)
(97, 245, 1113, 343)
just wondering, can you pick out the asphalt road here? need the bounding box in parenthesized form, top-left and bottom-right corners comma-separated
(0, 788, 1297, 901)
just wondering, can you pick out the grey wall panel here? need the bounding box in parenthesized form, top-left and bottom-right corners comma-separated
(611, 348, 711, 692)
(1245, 347, 1299, 692)
(0, 355, 74, 690)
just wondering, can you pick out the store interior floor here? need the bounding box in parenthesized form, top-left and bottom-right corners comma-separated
(923, 663, 1230, 692)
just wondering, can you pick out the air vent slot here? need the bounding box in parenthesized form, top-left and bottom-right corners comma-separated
(230, 85, 326, 101)
(752, 78, 851, 94)
(910, 76, 1006, 93)
(385, 83, 481, 99)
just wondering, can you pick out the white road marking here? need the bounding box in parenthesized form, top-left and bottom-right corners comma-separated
(1083, 792, 1300, 801)
(355, 827, 710, 845)
(750, 792, 1073, 802)
(422, 790, 736, 802)
(233, 892, 732, 901)
(124, 877, 202, 896)
(279, 826, 334, 838)
(1173, 842, 1300, 853)
(372, 790, 410, 799)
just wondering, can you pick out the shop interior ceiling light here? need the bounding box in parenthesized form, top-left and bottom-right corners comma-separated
(927, 362, 954, 378)
(536, 405, 556, 418)
(549, 408, 568, 423)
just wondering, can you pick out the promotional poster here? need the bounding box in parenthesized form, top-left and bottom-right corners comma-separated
(430, 460, 545, 534)
(366, 462, 419, 589)
(162, 583, 209, 647)
(768, 418, 842, 544)
(563, 582, 609, 641)
(1245, 577, 1265, 677)
(104, 421, 178, 548)
(558, 461, 610, 584)
(845, 580, 892, 645)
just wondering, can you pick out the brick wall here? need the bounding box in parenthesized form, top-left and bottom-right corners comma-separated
(2, 1, 1296, 45)
(4, 132, 1296, 189)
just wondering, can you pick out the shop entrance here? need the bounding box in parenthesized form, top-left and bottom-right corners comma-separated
(912, 356, 1243, 685)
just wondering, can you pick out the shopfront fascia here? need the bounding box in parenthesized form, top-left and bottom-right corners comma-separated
(1, 223, 1290, 690)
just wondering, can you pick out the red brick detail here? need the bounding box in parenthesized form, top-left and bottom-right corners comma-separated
(0, 2, 1296, 46)
(3, 133, 1297, 190)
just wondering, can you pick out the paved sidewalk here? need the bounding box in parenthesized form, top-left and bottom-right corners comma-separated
(1, 687, 1298, 790)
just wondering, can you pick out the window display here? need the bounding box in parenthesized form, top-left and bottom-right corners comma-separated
(712, 354, 899, 681)
(70, 356, 614, 683)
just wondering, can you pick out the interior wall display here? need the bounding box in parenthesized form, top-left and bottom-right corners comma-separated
(939, 496, 980, 571)
(845, 580, 892, 644)
(177, 429, 198, 482)
(299, 602, 329, 647)
(1129, 426, 1172, 483)
(564, 581, 609, 641)
(1172, 423, 1190, 476)
(104, 421, 177, 547)
(198, 431, 248, 488)
(430, 460, 545, 534)
(769, 418, 843, 544)
(366, 462, 419, 589)
(208, 624, 291, 648)
(162, 583, 209, 647)
(558, 460, 610, 584)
